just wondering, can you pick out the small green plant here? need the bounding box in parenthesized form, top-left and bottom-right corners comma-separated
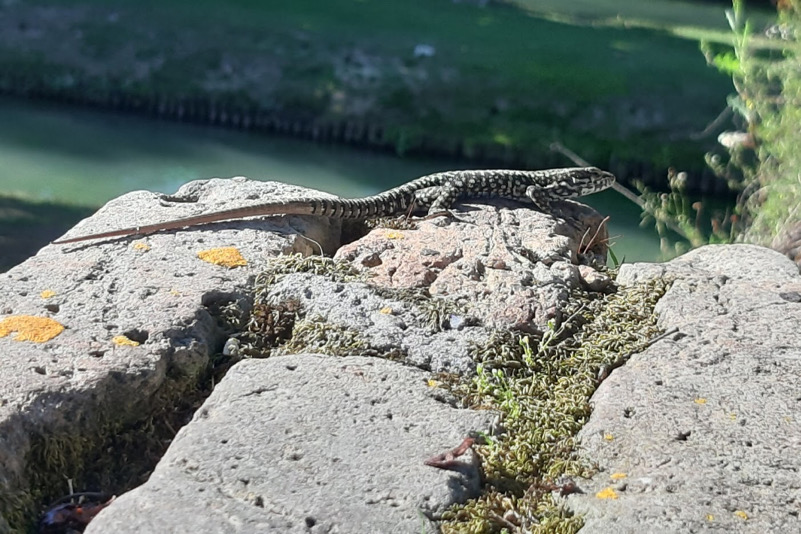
(637, 169, 743, 257)
(737, 1, 801, 247)
(697, 0, 761, 235)
(638, 0, 801, 256)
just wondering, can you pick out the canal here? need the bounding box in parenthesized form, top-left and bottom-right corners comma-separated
(0, 97, 663, 266)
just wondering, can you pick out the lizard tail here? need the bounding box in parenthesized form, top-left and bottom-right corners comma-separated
(51, 200, 323, 244)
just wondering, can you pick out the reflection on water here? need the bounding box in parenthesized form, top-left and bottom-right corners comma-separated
(0, 97, 663, 262)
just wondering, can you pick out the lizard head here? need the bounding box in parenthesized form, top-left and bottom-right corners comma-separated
(523, 167, 616, 211)
(555, 167, 616, 198)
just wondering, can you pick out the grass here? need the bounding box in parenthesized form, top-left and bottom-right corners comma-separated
(508, 0, 773, 34)
(0, 0, 756, 171)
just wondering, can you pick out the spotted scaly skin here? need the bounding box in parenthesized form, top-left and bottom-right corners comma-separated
(52, 167, 615, 244)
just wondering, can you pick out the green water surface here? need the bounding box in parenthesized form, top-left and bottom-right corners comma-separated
(0, 97, 663, 262)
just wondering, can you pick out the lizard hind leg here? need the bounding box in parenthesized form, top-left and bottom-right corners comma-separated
(525, 185, 554, 212)
(425, 184, 460, 215)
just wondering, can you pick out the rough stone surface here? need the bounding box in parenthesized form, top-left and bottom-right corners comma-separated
(0, 178, 338, 528)
(566, 245, 801, 533)
(85, 355, 495, 534)
(13, 176, 799, 534)
(4, 176, 600, 532)
(260, 272, 491, 375)
(336, 199, 610, 332)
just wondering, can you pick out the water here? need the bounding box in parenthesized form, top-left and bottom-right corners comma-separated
(0, 97, 663, 262)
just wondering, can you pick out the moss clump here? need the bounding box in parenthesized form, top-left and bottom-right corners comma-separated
(438, 277, 670, 533)
(0, 366, 212, 533)
(364, 216, 420, 231)
(272, 315, 405, 360)
(241, 254, 404, 359)
(371, 285, 474, 333)
(253, 254, 363, 301)
(241, 254, 365, 358)
(240, 254, 471, 359)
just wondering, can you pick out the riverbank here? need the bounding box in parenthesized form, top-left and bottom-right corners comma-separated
(0, 0, 767, 193)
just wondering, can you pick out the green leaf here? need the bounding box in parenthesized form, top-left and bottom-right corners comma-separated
(712, 51, 741, 75)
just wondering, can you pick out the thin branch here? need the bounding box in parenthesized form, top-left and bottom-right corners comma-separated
(549, 141, 694, 242)
(689, 107, 733, 140)
(549, 141, 645, 208)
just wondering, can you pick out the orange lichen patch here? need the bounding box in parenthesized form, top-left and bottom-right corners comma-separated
(694, 397, 707, 405)
(609, 472, 627, 480)
(596, 487, 618, 500)
(197, 247, 247, 268)
(734, 510, 748, 520)
(112, 335, 140, 347)
(132, 242, 151, 251)
(385, 230, 404, 239)
(40, 289, 56, 299)
(0, 315, 64, 342)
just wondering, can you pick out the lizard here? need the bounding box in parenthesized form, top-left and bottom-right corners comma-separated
(51, 167, 615, 245)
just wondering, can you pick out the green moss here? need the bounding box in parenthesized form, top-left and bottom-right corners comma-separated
(438, 277, 669, 533)
(0, 365, 212, 533)
(371, 285, 472, 334)
(254, 254, 363, 297)
(241, 255, 670, 533)
(243, 254, 375, 358)
(273, 315, 405, 360)
(242, 253, 469, 358)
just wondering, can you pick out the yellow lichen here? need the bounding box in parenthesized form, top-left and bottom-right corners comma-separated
(112, 335, 141, 347)
(197, 247, 247, 268)
(386, 230, 404, 239)
(596, 487, 619, 500)
(604, 433, 614, 441)
(132, 242, 151, 251)
(734, 510, 748, 520)
(694, 397, 707, 405)
(0, 316, 64, 342)
(40, 290, 56, 299)
(706, 514, 715, 521)
(379, 307, 394, 315)
(609, 472, 627, 480)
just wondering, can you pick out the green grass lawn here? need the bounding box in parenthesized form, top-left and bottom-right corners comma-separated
(510, 0, 770, 30)
(0, 0, 773, 173)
